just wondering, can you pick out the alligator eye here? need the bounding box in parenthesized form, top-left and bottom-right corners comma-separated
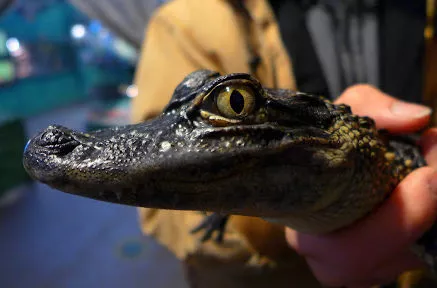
(216, 85, 255, 118)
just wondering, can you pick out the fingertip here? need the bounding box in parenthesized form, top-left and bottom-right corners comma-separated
(386, 102, 431, 133)
(335, 85, 430, 132)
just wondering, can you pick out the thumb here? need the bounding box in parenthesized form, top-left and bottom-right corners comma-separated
(336, 85, 431, 133)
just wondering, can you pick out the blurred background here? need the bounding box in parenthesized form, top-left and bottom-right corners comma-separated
(0, 0, 188, 287)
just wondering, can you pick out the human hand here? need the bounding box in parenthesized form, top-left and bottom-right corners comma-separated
(286, 85, 437, 287)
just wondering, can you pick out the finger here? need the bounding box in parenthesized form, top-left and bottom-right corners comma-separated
(286, 167, 437, 275)
(421, 128, 437, 169)
(335, 85, 431, 133)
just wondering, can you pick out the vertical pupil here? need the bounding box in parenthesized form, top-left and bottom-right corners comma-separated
(230, 90, 245, 114)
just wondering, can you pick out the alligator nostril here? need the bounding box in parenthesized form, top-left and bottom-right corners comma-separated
(39, 127, 74, 146)
(36, 126, 80, 155)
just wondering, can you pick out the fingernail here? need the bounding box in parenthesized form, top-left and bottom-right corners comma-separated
(390, 101, 432, 118)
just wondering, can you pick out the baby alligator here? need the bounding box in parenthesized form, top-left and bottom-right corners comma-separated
(22, 70, 437, 272)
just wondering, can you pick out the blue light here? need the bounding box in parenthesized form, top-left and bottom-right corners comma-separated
(88, 20, 102, 34)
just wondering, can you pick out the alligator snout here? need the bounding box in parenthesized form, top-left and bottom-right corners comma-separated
(27, 125, 80, 156)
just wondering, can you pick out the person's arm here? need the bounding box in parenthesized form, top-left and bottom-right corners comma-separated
(286, 84, 437, 287)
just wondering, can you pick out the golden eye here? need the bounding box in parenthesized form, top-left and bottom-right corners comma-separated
(216, 85, 255, 119)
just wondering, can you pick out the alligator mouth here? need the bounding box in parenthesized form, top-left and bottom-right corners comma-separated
(195, 123, 333, 147)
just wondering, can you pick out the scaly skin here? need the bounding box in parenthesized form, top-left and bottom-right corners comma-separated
(22, 70, 432, 265)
